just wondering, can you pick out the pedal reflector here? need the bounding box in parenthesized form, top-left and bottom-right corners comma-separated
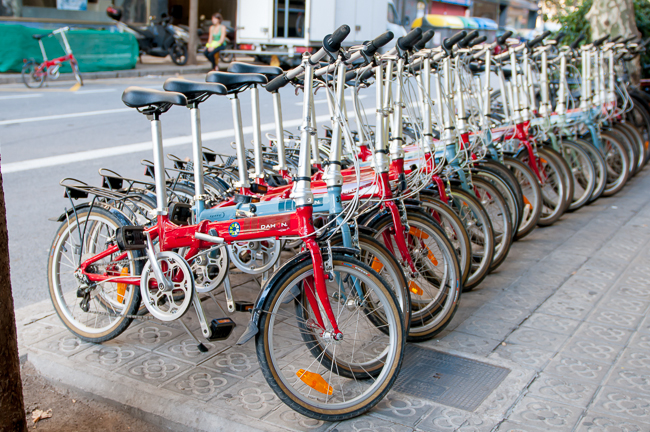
(409, 281, 424, 296)
(208, 317, 236, 341)
(117, 267, 129, 303)
(371, 257, 384, 272)
(235, 301, 254, 312)
(523, 195, 531, 206)
(409, 227, 429, 239)
(296, 369, 333, 395)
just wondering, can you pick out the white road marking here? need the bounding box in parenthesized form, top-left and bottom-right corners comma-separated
(2, 110, 371, 174)
(0, 94, 44, 101)
(0, 108, 131, 126)
(73, 88, 116, 95)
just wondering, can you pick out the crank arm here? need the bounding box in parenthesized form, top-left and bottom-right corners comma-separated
(144, 232, 173, 290)
(222, 275, 235, 313)
(193, 294, 211, 340)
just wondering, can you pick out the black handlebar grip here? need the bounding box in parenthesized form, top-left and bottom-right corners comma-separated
(265, 74, 290, 93)
(622, 35, 637, 44)
(458, 30, 479, 49)
(397, 27, 423, 51)
(526, 30, 552, 49)
(610, 35, 622, 43)
(414, 30, 435, 50)
(363, 31, 394, 55)
(570, 33, 586, 49)
(469, 35, 487, 47)
(553, 32, 566, 44)
(640, 38, 650, 48)
(345, 68, 375, 83)
(443, 30, 468, 50)
(592, 34, 609, 47)
(323, 25, 351, 52)
(497, 30, 513, 45)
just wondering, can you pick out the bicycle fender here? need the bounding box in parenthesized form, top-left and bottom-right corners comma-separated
(51, 203, 133, 227)
(236, 246, 360, 346)
(361, 207, 392, 228)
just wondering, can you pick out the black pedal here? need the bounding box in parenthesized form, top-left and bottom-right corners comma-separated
(168, 202, 192, 225)
(208, 317, 236, 341)
(235, 301, 254, 312)
(234, 194, 252, 204)
(250, 183, 268, 194)
(115, 226, 146, 250)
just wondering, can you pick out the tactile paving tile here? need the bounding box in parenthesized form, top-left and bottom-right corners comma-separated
(392, 345, 510, 411)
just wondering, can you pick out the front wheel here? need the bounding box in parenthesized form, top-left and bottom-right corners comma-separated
(170, 43, 188, 66)
(71, 59, 83, 86)
(22, 60, 46, 88)
(256, 254, 405, 421)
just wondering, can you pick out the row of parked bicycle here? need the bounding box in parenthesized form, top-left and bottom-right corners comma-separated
(47, 25, 650, 420)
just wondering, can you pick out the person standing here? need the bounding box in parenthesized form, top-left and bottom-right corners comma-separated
(204, 13, 227, 71)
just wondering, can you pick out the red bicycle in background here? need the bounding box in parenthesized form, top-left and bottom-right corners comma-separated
(22, 26, 83, 88)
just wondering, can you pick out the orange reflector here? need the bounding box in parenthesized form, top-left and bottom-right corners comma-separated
(371, 257, 384, 272)
(409, 281, 424, 296)
(645, 141, 649, 150)
(409, 227, 429, 239)
(523, 195, 531, 206)
(117, 267, 129, 303)
(296, 369, 333, 395)
(427, 248, 439, 266)
(540, 158, 548, 164)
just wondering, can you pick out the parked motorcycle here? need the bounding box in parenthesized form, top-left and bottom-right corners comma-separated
(107, 6, 188, 66)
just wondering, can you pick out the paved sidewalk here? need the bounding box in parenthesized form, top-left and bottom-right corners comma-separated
(15, 168, 650, 432)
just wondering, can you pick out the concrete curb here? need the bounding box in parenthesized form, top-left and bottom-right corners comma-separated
(27, 349, 281, 432)
(0, 64, 212, 85)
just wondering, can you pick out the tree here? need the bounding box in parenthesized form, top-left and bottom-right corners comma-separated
(186, 0, 199, 65)
(586, 0, 641, 84)
(0, 165, 27, 432)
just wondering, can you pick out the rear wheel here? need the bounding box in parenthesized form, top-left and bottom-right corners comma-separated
(503, 156, 542, 239)
(170, 43, 188, 66)
(22, 60, 46, 88)
(559, 141, 596, 211)
(568, 138, 606, 202)
(256, 254, 405, 421)
(600, 131, 630, 197)
(47, 207, 142, 343)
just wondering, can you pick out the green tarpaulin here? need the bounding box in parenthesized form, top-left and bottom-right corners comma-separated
(0, 24, 139, 73)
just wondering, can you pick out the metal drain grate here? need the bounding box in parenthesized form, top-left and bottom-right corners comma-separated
(393, 345, 510, 411)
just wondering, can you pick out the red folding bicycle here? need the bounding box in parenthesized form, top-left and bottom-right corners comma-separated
(22, 26, 83, 89)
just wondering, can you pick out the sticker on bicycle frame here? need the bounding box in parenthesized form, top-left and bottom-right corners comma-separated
(228, 222, 241, 237)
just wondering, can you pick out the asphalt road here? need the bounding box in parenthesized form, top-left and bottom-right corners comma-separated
(0, 74, 375, 309)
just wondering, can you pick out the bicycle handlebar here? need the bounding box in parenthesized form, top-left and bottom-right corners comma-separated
(323, 25, 351, 52)
(457, 30, 479, 49)
(592, 34, 609, 47)
(497, 31, 513, 45)
(469, 35, 487, 47)
(363, 31, 394, 55)
(570, 33, 585, 49)
(526, 30, 551, 49)
(414, 30, 435, 50)
(443, 31, 468, 51)
(397, 28, 423, 51)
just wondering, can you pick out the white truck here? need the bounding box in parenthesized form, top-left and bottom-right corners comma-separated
(230, 0, 406, 66)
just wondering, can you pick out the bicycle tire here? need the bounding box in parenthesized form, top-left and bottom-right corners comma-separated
(47, 206, 143, 343)
(600, 131, 631, 197)
(22, 60, 45, 89)
(256, 254, 405, 421)
(567, 138, 606, 203)
(559, 140, 596, 211)
(503, 155, 542, 239)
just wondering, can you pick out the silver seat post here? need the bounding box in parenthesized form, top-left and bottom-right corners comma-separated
(189, 103, 205, 212)
(251, 85, 264, 181)
(271, 91, 288, 172)
(374, 61, 389, 173)
(390, 58, 406, 160)
(149, 114, 168, 215)
(230, 95, 251, 189)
